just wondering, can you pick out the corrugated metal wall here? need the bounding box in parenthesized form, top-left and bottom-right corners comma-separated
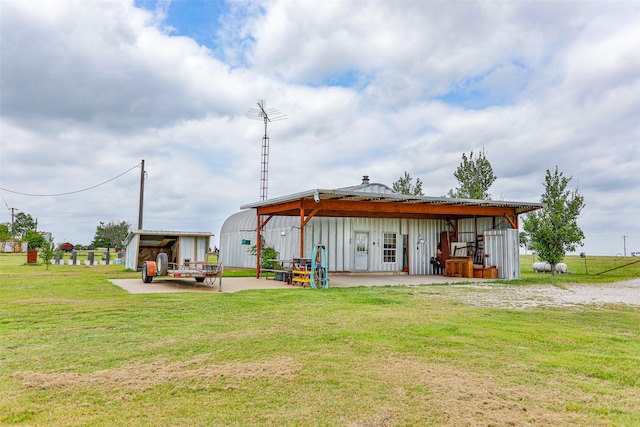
(219, 210, 259, 268)
(407, 218, 449, 274)
(178, 236, 209, 264)
(125, 234, 139, 270)
(219, 211, 520, 276)
(457, 217, 497, 243)
(484, 229, 520, 279)
(180, 236, 195, 263)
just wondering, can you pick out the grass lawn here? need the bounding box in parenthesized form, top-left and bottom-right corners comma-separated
(1, 253, 639, 426)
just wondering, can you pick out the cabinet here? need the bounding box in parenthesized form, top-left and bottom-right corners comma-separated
(445, 257, 473, 278)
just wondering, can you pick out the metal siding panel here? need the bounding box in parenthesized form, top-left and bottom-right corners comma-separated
(197, 237, 207, 261)
(219, 229, 256, 268)
(331, 218, 340, 271)
(457, 218, 475, 243)
(180, 236, 195, 263)
(342, 218, 352, 271)
(407, 219, 449, 275)
(457, 217, 497, 244)
(485, 229, 520, 279)
(477, 217, 496, 234)
(219, 234, 230, 266)
(219, 210, 258, 268)
(125, 234, 139, 270)
(219, 210, 507, 275)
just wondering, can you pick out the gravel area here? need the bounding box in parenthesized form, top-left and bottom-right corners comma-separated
(112, 275, 640, 310)
(447, 278, 640, 309)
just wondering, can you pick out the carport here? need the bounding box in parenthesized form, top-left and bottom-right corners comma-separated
(241, 180, 543, 278)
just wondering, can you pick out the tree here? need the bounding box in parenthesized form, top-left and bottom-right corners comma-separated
(448, 149, 496, 199)
(519, 231, 530, 251)
(92, 220, 131, 251)
(39, 237, 56, 270)
(0, 224, 11, 241)
(12, 212, 36, 238)
(523, 166, 585, 276)
(25, 230, 46, 250)
(392, 171, 423, 196)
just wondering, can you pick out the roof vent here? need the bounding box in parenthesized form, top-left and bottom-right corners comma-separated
(362, 175, 370, 185)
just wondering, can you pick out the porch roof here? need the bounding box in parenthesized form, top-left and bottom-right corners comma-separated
(240, 188, 543, 221)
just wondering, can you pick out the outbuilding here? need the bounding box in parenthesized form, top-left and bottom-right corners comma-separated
(219, 177, 543, 279)
(123, 230, 213, 271)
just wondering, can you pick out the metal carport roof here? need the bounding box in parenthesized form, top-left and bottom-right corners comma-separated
(240, 184, 543, 275)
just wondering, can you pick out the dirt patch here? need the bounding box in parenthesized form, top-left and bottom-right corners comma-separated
(13, 298, 89, 304)
(373, 356, 603, 426)
(437, 278, 640, 309)
(12, 355, 301, 392)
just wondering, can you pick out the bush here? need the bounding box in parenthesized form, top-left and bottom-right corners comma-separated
(25, 230, 46, 250)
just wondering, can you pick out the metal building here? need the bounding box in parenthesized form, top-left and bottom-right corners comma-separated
(219, 177, 543, 279)
(123, 230, 213, 271)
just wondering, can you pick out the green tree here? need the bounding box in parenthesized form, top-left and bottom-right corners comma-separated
(25, 229, 46, 250)
(92, 220, 131, 251)
(523, 166, 585, 276)
(12, 212, 36, 238)
(0, 224, 11, 241)
(39, 237, 56, 270)
(519, 231, 529, 251)
(448, 149, 496, 199)
(392, 171, 423, 196)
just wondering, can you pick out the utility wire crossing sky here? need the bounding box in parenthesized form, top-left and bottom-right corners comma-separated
(1, 0, 639, 255)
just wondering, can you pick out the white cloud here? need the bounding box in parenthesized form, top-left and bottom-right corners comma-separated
(1, 0, 639, 255)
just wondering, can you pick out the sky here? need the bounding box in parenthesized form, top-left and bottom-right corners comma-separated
(1, 0, 639, 256)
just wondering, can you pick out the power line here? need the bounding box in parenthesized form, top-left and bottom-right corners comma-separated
(1, 194, 12, 217)
(0, 163, 140, 197)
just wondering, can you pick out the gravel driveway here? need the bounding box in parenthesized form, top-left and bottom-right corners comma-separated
(442, 278, 640, 309)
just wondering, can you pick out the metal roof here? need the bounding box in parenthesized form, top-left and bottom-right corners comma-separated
(240, 184, 543, 220)
(123, 230, 214, 247)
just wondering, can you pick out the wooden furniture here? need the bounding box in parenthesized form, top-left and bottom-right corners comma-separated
(445, 257, 473, 278)
(482, 266, 498, 278)
(473, 265, 498, 278)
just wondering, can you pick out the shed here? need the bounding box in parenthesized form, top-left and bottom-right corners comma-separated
(123, 230, 213, 271)
(219, 177, 543, 279)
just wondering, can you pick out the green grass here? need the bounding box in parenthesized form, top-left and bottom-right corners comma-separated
(516, 254, 640, 284)
(1, 253, 639, 425)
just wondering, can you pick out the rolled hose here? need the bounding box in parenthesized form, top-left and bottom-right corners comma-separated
(310, 243, 329, 289)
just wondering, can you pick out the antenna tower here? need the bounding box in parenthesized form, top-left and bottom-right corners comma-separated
(246, 99, 287, 200)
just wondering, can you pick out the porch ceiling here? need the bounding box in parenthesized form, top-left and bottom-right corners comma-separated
(241, 189, 544, 220)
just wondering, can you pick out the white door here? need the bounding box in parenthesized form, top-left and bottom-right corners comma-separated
(354, 232, 368, 271)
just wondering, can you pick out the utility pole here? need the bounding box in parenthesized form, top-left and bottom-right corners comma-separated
(623, 235, 627, 257)
(138, 159, 145, 230)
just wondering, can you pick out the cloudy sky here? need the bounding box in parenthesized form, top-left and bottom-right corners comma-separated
(1, 0, 639, 256)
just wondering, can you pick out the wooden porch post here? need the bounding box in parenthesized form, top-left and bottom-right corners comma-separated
(256, 214, 262, 278)
(299, 208, 305, 258)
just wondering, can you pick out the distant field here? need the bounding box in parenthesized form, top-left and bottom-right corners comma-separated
(1, 253, 639, 426)
(517, 253, 640, 284)
(14, 250, 638, 281)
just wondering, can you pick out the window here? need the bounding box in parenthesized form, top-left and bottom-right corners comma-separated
(383, 233, 397, 263)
